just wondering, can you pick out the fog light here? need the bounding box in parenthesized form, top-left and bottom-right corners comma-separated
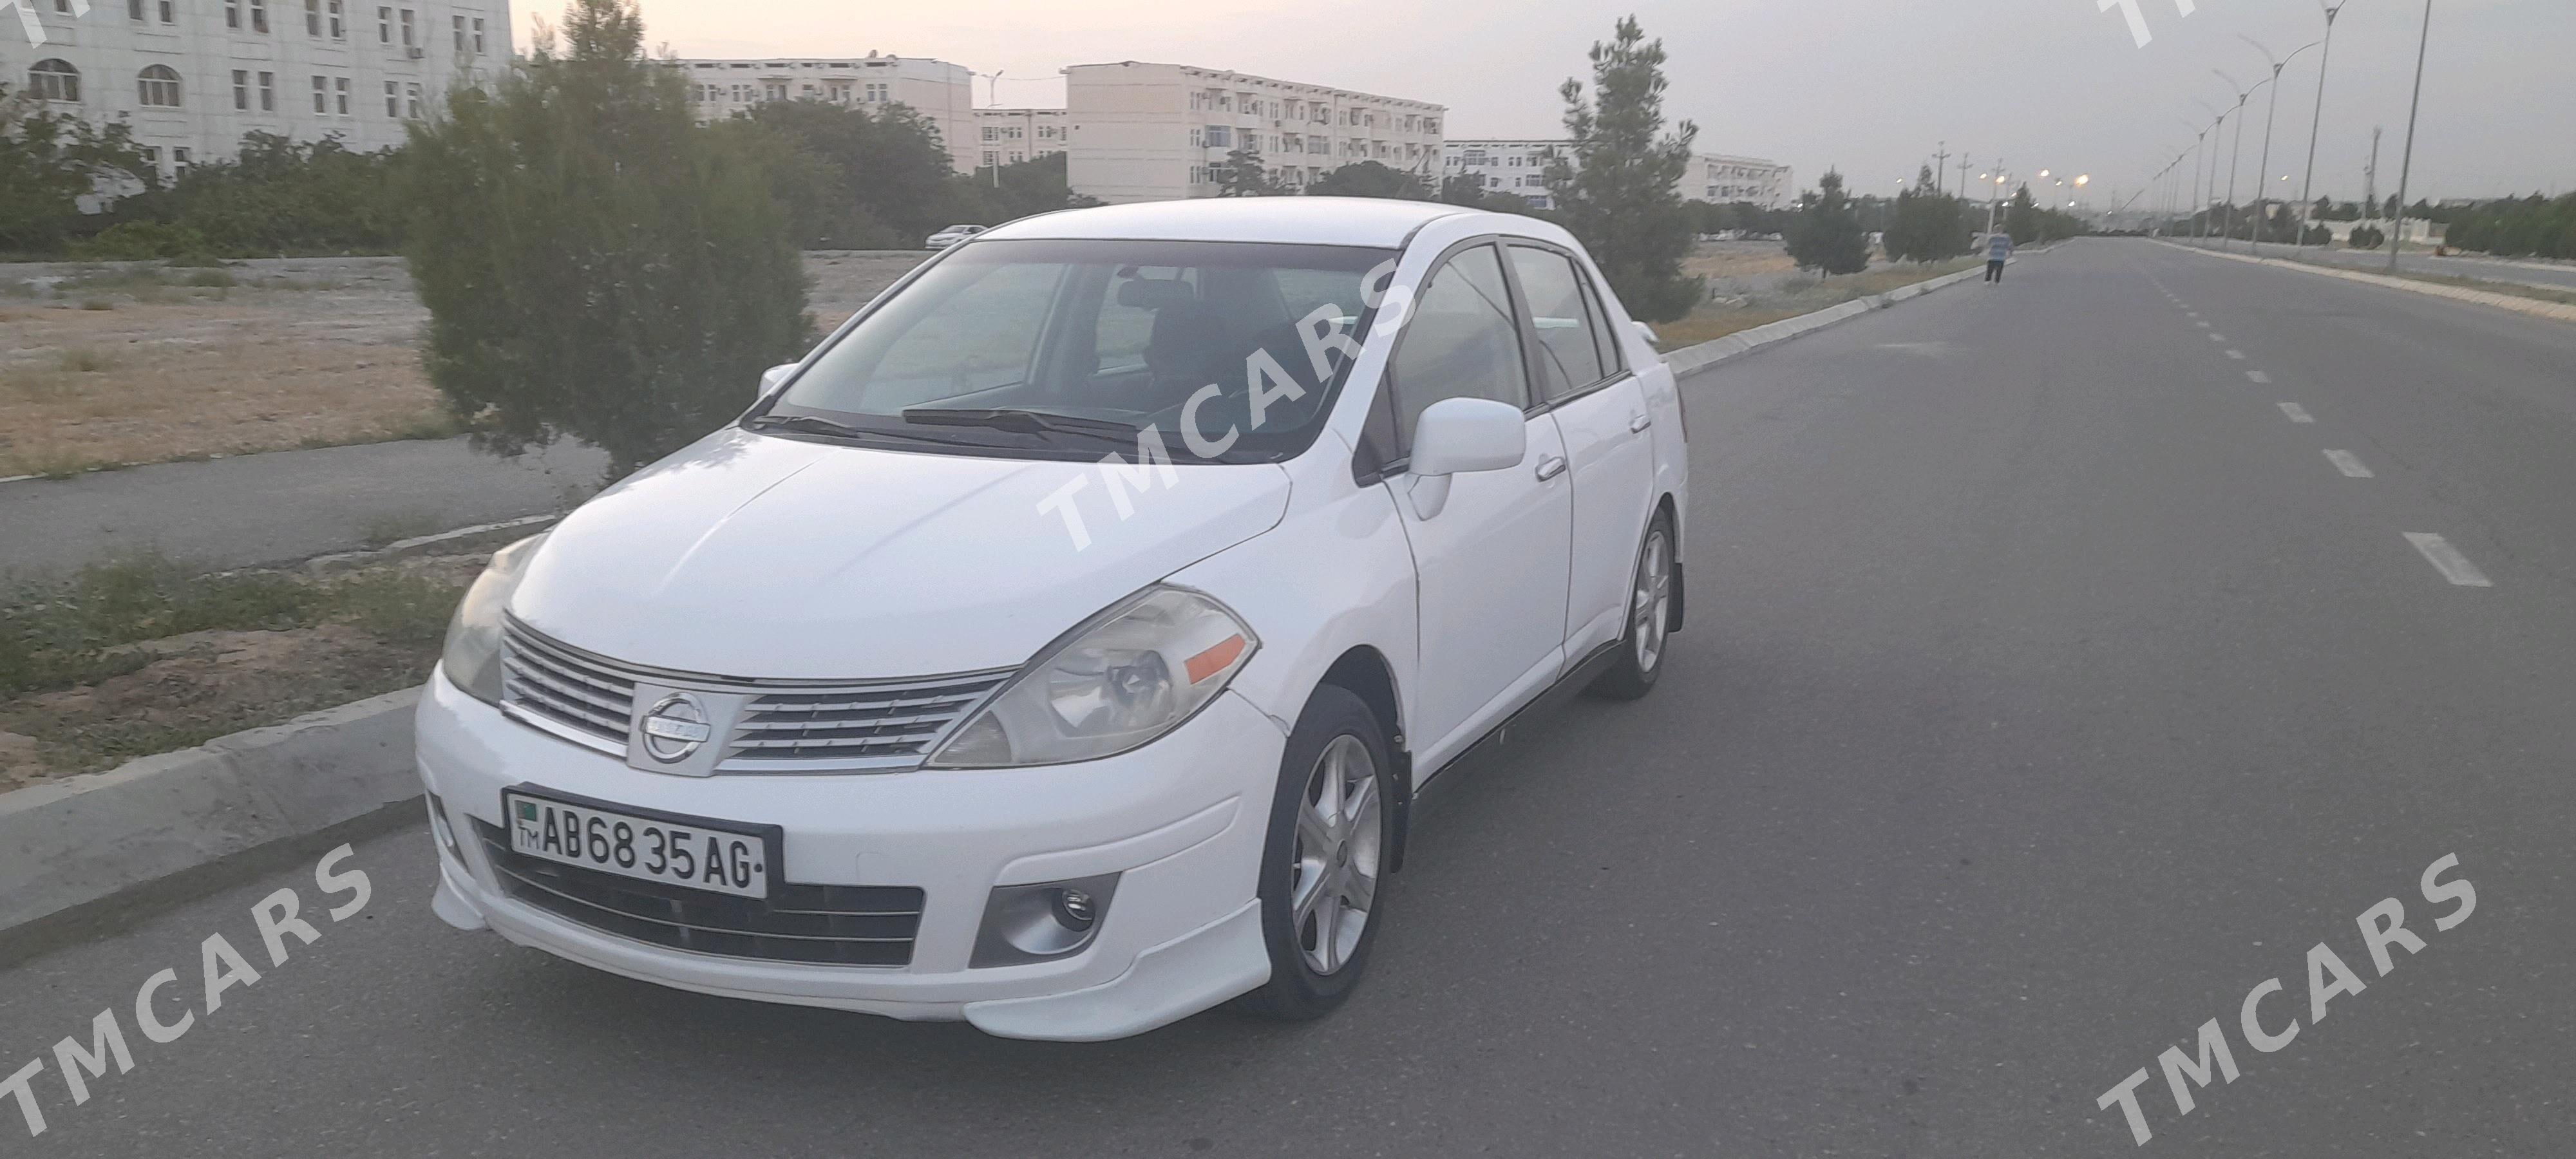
(1052, 888, 1097, 930)
(971, 873, 1121, 968)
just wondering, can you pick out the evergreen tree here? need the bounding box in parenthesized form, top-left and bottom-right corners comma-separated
(1214, 143, 1283, 197)
(1542, 17, 1701, 322)
(1307, 161, 1425, 200)
(400, 0, 812, 478)
(2003, 184, 2040, 243)
(1786, 169, 1870, 275)
(1883, 165, 1967, 263)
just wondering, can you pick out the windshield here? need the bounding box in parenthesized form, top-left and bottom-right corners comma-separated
(757, 238, 1395, 463)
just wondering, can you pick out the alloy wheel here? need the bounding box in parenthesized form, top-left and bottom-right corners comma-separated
(1290, 734, 1381, 976)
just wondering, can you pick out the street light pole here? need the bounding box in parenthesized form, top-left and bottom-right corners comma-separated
(2193, 99, 2229, 243)
(2212, 70, 2259, 251)
(2298, 3, 2347, 227)
(2388, 0, 2432, 274)
(2242, 37, 2322, 256)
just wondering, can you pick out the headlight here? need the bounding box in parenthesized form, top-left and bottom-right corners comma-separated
(926, 586, 1257, 768)
(438, 533, 547, 705)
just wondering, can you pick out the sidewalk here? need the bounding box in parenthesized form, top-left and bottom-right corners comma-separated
(0, 435, 607, 578)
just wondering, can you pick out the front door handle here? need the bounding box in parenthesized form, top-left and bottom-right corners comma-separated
(1535, 455, 1568, 482)
(1629, 413, 1653, 433)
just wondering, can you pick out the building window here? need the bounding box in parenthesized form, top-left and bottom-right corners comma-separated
(251, 0, 268, 32)
(173, 146, 192, 173)
(384, 80, 398, 117)
(406, 81, 421, 118)
(399, 7, 414, 47)
(158, 0, 173, 21)
(470, 16, 484, 53)
(225, 0, 241, 28)
(128, 0, 143, 19)
(334, 75, 350, 113)
(328, 0, 343, 38)
(451, 13, 464, 50)
(312, 74, 328, 111)
(138, 64, 183, 108)
(377, 6, 390, 42)
(233, 70, 250, 109)
(259, 71, 275, 111)
(981, 150, 996, 167)
(28, 60, 79, 102)
(763, 82, 785, 102)
(305, 0, 320, 33)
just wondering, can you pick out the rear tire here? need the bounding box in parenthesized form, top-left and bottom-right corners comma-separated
(1235, 684, 1394, 1022)
(1587, 513, 1675, 701)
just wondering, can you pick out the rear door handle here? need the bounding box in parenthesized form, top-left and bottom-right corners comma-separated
(1629, 413, 1653, 433)
(1535, 455, 1567, 482)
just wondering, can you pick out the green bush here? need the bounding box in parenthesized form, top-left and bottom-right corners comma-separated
(69, 221, 213, 262)
(2349, 224, 2385, 250)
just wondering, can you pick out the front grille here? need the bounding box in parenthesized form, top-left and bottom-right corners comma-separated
(473, 820, 924, 966)
(727, 674, 1010, 767)
(501, 621, 635, 751)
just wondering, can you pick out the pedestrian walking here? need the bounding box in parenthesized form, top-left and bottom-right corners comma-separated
(1985, 231, 2014, 283)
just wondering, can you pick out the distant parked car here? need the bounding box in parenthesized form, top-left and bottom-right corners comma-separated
(926, 223, 987, 249)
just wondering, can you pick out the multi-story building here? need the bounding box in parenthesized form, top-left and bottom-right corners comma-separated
(975, 106, 1070, 171)
(2, 0, 509, 182)
(1061, 61, 1444, 203)
(670, 53, 976, 173)
(1442, 139, 1794, 211)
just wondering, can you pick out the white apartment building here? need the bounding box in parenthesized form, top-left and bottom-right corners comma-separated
(1443, 139, 1794, 211)
(1061, 61, 1444, 204)
(3, 0, 509, 182)
(670, 53, 976, 174)
(976, 106, 1069, 170)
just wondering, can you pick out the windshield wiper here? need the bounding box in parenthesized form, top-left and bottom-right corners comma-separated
(900, 408, 1143, 441)
(746, 413, 990, 448)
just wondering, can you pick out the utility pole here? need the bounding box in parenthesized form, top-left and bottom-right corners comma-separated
(1933, 141, 1951, 195)
(2363, 126, 2382, 221)
(1958, 154, 1976, 202)
(2389, 0, 2432, 274)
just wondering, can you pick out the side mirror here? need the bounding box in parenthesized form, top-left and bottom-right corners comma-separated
(1408, 397, 1526, 478)
(759, 363, 799, 397)
(1631, 319, 1660, 348)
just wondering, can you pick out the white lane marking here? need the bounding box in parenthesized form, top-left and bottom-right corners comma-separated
(2228, 350, 2248, 360)
(2208, 334, 2227, 342)
(2324, 449, 2374, 478)
(2278, 402, 2312, 422)
(2246, 370, 2270, 382)
(2195, 321, 2211, 328)
(2405, 533, 2493, 587)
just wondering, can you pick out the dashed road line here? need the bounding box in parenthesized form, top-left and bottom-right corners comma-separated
(2246, 370, 2270, 382)
(2404, 533, 2494, 587)
(2195, 321, 2211, 328)
(2208, 334, 2227, 342)
(2324, 449, 2374, 478)
(2227, 350, 2247, 360)
(2278, 402, 2312, 422)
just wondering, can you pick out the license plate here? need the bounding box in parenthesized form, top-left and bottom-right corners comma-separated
(504, 791, 773, 900)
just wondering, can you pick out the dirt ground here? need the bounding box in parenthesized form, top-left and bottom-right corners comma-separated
(0, 551, 488, 790)
(0, 251, 929, 478)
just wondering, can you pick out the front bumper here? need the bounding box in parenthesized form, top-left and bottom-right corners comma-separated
(417, 671, 1283, 1041)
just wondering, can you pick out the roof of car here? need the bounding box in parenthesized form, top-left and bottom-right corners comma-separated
(979, 197, 1481, 248)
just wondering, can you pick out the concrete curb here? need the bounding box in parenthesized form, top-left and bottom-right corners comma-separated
(2159, 240, 2576, 325)
(0, 688, 421, 932)
(1663, 263, 1991, 378)
(303, 512, 560, 576)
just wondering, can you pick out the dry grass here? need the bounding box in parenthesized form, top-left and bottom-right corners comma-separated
(0, 252, 926, 478)
(1658, 259, 1980, 350)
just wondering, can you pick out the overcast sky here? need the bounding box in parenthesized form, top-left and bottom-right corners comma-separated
(592, 0, 2572, 205)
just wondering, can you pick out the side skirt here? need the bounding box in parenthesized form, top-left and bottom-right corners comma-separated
(1400, 638, 1630, 838)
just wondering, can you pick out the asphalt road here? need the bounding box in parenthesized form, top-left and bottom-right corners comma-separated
(0, 436, 608, 579)
(6, 238, 2575, 1156)
(2170, 234, 2576, 292)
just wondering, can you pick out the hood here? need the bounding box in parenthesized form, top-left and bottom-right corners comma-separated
(511, 428, 1291, 679)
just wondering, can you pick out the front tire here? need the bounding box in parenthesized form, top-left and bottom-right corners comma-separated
(1587, 512, 1675, 701)
(1235, 684, 1394, 1022)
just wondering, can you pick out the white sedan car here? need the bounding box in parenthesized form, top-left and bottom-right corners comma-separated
(925, 223, 987, 249)
(421, 197, 1689, 1041)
